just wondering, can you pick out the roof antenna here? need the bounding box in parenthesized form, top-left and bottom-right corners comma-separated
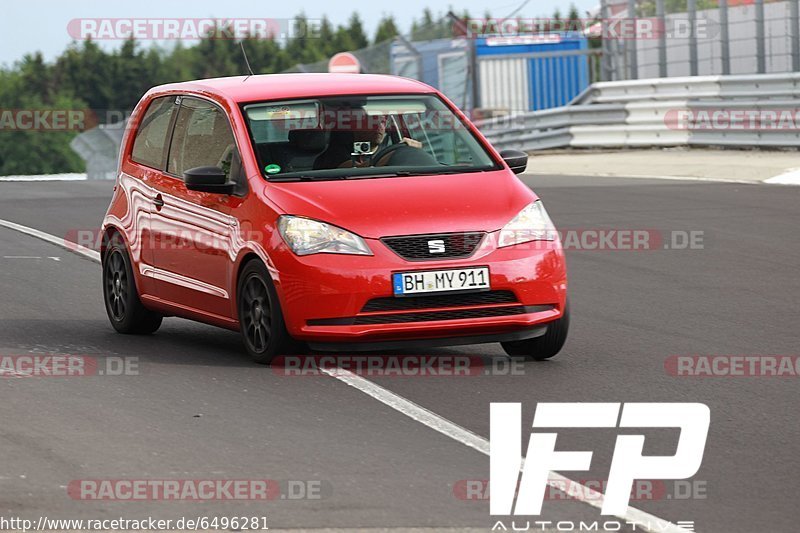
(240, 41, 255, 79)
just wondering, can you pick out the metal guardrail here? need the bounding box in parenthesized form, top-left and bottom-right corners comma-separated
(479, 74, 800, 151)
(479, 104, 626, 142)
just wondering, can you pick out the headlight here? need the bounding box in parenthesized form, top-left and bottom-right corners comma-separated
(498, 201, 558, 248)
(277, 216, 373, 256)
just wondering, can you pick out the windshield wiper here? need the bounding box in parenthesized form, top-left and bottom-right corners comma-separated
(268, 168, 489, 182)
(379, 168, 484, 177)
(269, 173, 415, 182)
(267, 175, 350, 182)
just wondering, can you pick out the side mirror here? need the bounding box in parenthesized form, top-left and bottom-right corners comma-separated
(499, 149, 528, 175)
(184, 166, 235, 194)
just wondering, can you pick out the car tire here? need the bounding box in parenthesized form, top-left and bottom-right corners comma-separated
(237, 259, 296, 364)
(103, 232, 163, 334)
(501, 300, 569, 361)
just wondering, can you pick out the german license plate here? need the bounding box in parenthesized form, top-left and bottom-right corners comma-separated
(392, 267, 490, 296)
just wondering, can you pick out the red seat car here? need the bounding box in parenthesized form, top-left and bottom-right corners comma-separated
(102, 74, 568, 363)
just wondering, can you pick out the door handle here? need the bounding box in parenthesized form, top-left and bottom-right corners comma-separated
(153, 194, 164, 209)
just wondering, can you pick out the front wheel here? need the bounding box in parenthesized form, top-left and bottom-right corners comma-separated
(502, 300, 570, 361)
(237, 260, 296, 364)
(103, 233, 162, 334)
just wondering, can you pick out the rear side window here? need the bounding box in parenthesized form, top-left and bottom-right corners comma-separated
(167, 97, 237, 180)
(130, 96, 176, 169)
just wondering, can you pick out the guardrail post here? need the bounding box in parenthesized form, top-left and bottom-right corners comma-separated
(656, 0, 668, 77)
(755, 0, 766, 73)
(601, 0, 613, 81)
(719, 0, 731, 74)
(395, 34, 423, 82)
(469, 32, 480, 111)
(447, 11, 481, 113)
(628, 0, 639, 79)
(688, 0, 698, 75)
(791, 0, 800, 71)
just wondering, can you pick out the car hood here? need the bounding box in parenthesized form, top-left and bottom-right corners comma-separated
(264, 170, 537, 239)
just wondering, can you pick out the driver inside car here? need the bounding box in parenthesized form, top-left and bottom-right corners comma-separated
(346, 114, 388, 168)
(314, 109, 426, 170)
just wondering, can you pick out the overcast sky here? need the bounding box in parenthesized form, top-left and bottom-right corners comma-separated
(2, 0, 598, 67)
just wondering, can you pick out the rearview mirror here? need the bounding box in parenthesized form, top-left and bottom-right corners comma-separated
(499, 149, 528, 175)
(184, 166, 235, 194)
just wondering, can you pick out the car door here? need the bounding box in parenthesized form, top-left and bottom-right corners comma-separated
(147, 96, 243, 321)
(126, 95, 179, 298)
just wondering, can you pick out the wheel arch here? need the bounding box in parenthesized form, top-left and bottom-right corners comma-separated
(231, 248, 278, 320)
(100, 224, 150, 305)
(100, 225, 125, 262)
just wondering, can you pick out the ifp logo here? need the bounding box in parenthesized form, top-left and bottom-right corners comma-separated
(490, 403, 710, 516)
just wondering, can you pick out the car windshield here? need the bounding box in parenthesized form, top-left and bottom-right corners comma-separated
(242, 94, 499, 181)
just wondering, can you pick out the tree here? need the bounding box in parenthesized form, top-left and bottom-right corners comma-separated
(566, 4, 582, 32)
(347, 13, 369, 49)
(0, 89, 86, 175)
(318, 16, 338, 57)
(52, 39, 113, 111)
(412, 8, 442, 41)
(19, 53, 51, 103)
(108, 38, 150, 111)
(374, 15, 399, 44)
(2, 7, 478, 175)
(285, 14, 327, 64)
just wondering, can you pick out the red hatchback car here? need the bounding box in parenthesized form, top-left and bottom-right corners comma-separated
(102, 74, 568, 363)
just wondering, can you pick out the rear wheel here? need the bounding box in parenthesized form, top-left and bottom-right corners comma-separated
(237, 260, 296, 364)
(103, 233, 162, 334)
(502, 301, 569, 361)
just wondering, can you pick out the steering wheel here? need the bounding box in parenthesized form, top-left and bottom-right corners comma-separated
(370, 142, 407, 167)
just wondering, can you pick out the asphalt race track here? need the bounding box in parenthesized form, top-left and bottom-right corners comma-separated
(1, 176, 798, 532)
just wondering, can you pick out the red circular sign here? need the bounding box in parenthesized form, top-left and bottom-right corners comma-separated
(328, 52, 361, 74)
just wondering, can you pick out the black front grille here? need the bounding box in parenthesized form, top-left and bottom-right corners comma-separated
(306, 304, 555, 326)
(381, 232, 485, 261)
(361, 290, 518, 312)
(354, 305, 529, 325)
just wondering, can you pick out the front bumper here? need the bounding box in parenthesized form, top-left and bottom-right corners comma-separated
(270, 230, 568, 345)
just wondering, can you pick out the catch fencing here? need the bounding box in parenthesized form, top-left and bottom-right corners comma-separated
(602, 0, 800, 80)
(479, 73, 800, 151)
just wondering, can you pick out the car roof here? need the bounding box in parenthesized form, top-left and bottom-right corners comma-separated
(148, 73, 435, 104)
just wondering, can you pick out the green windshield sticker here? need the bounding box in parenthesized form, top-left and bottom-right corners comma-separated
(264, 164, 281, 174)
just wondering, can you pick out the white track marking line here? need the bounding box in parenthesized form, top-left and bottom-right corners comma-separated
(0, 219, 100, 264)
(764, 168, 800, 185)
(0, 173, 87, 182)
(0, 219, 685, 532)
(323, 368, 688, 533)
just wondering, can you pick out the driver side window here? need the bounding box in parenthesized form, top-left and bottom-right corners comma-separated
(167, 97, 239, 182)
